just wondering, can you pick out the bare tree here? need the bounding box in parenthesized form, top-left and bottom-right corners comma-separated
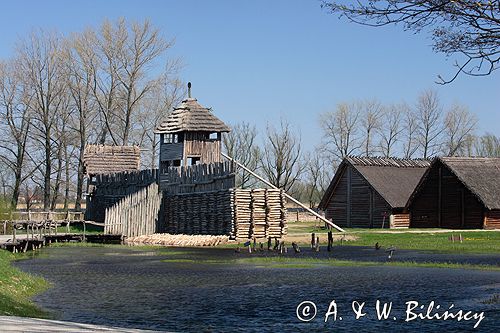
(321, 1, 500, 83)
(360, 99, 383, 156)
(61, 30, 99, 210)
(134, 62, 185, 169)
(222, 122, 261, 189)
(378, 104, 403, 157)
(0, 60, 35, 208)
(416, 89, 444, 158)
(91, 19, 173, 145)
(442, 104, 478, 156)
(473, 133, 500, 157)
(320, 102, 361, 162)
(302, 148, 333, 208)
(261, 119, 305, 192)
(401, 104, 420, 158)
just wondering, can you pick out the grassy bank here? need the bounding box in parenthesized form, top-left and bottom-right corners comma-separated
(0, 250, 49, 318)
(286, 221, 500, 254)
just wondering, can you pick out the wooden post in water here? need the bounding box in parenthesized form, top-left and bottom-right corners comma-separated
(315, 236, 320, 252)
(311, 233, 315, 249)
(83, 221, 86, 242)
(327, 231, 333, 252)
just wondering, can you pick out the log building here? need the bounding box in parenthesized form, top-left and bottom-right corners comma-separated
(154, 84, 230, 187)
(318, 157, 430, 228)
(407, 157, 500, 229)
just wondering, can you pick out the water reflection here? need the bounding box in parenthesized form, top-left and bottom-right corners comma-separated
(15, 246, 500, 332)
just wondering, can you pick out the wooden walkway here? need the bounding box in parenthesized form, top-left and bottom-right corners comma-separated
(0, 316, 162, 332)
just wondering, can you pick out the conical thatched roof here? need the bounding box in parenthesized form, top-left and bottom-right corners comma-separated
(154, 98, 230, 134)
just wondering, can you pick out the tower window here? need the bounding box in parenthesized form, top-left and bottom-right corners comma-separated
(208, 132, 218, 140)
(163, 133, 181, 144)
(188, 157, 201, 166)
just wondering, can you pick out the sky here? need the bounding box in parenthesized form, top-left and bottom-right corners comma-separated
(0, 0, 498, 152)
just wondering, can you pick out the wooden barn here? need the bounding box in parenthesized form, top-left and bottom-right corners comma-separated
(407, 157, 500, 229)
(154, 85, 230, 187)
(318, 157, 430, 228)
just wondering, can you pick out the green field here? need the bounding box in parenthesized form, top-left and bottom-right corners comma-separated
(0, 250, 49, 317)
(287, 221, 500, 253)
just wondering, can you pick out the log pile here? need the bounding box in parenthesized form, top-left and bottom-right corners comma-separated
(162, 187, 287, 240)
(231, 188, 287, 240)
(125, 233, 229, 247)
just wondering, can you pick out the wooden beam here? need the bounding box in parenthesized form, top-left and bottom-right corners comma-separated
(221, 152, 345, 232)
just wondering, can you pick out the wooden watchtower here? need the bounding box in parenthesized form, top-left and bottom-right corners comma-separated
(154, 83, 231, 182)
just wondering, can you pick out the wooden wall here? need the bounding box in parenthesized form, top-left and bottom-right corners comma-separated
(85, 169, 158, 222)
(159, 162, 235, 193)
(183, 132, 222, 165)
(484, 210, 500, 229)
(324, 165, 392, 228)
(161, 188, 288, 239)
(160, 142, 184, 161)
(104, 183, 162, 237)
(409, 163, 484, 229)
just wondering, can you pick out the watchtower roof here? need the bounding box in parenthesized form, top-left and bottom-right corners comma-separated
(154, 97, 230, 134)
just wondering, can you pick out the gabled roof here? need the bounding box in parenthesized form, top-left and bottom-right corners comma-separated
(154, 98, 230, 134)
(319, 156, 431, 210)
(408, 157, 500, 210)
(83, 145, 141, 175)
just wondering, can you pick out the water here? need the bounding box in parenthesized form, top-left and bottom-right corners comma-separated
(15, 246, 500, 332)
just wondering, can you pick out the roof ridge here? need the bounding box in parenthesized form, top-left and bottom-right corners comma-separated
(346, 156, 431, 168)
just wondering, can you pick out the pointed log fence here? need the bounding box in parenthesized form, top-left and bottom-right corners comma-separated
(104, 183, 162, 237)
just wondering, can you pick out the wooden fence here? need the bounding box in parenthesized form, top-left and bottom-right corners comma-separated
(104, 182, 162, 237)
(86, 169, 158, 222)
(160, 161, 235, 194)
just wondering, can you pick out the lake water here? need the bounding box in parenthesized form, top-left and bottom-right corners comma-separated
(15, 246, 500, 332)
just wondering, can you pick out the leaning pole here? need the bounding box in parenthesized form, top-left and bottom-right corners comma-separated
(221, 152, 345, 233)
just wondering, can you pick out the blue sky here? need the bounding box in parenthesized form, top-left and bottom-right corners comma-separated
(0, 0, 498, 151)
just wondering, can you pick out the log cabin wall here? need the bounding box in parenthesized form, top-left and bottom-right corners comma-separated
(183, 132, 222, 165)
(409, 162, 484, 229)
(324, 165, 392, 228)
(484, 210, 500, 229)
(409, 166, 440, 228)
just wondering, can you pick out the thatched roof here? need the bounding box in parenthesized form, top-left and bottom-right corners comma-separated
(154, 98, 230, 134)
(83, 145, 141, 175)
(319, 156, 431, 210)
(409, 157, 500, 210)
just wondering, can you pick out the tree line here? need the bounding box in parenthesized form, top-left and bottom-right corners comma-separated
(0, 20, 498, 211)
(224, 89, 499, 208)
(0, 19, 184, 210)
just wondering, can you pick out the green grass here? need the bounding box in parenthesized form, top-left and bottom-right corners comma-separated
(232, 256, 500, 271)
(287, 221, 500, 254)
(340, 231, 500, 253)
(0, 250, 49, 317)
